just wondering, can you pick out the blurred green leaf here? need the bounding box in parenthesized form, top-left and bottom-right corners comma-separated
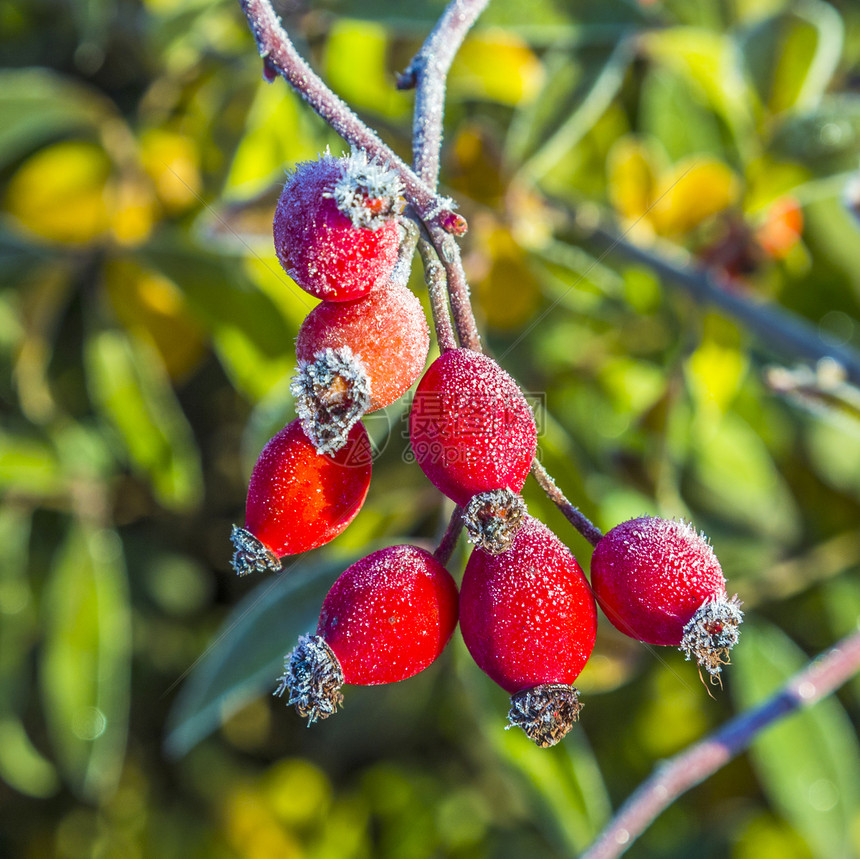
(640, 67, 728, 161)
(86, 328, 202, 511)
(0, 69, 108, 168)
(510, 39, 634, 179)
(0, 505, 59, 798)
(732, 620, 860, 859)
(40, 522, 131, 802)
(641, 27, 755, 158)
(770, 95, 860, 174)
(0, 432, 64, 496)
(165, 550, 358, 758)
(738, 1, 843, 115)
(689, 412, 800, 539)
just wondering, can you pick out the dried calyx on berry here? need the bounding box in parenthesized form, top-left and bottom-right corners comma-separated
(291, 346, 371, 454)
(276, 545, 459, 723)
(464, 488, 527, 555)
(330, 149, 403, 230)
(230, 524, 281, 577)
(590, 516, 743, 682)
(276, 634, 344, 724)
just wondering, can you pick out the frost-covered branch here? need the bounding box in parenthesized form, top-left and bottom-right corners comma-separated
(238, 0, 459, 228)
(580, 627, 860, 859)
(398, 0, 491, 186)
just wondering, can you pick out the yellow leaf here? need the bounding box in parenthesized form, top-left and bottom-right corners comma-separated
(650, 157, 740, 236)
(5, 141, 111, 245)
(607, 136, 660, 224)
(324, 20, 411, 120)
(140, 128, 201, 213)
(449, 30, 544, 105)
(104, 259, 207, 380)
(470, 220, 540, 330)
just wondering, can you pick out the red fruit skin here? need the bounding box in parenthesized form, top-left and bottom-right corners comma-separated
(318, 545, 459, 685)
(409, 349, 537, 505)
(460, 517, 597, 694)
(296, 282, 430, 411)
(274, 159, 399, 301)
(590, 517, 727, 646)
(245, 419, 371, 556)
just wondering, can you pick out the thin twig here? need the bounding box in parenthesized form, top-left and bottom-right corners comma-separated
(572, 212, 860, 388)
(531, 460, 603, 547)
(434, 506, 465, 566)
(581, 627, 860, 859)
(398, 0, 491, 186)
(238, 0, 458, 227)
(428, 222, 482, 351)
(416, 232, 458, 353)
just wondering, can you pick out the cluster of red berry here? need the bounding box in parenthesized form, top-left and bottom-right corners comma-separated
(231, 151, 743, 748)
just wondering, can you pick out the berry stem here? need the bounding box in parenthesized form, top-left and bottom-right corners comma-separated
(237, 0, 458, 228)
(580, 627, 860, 859)
(427, 222, 482, 351)
(531, 460, 603, 547)
(433, 505, 465, 566)
(398, 0, 492, 187)
(416, 229, 458, 353)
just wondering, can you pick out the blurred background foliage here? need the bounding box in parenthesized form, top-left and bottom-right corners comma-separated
(2, 0, 860, 856)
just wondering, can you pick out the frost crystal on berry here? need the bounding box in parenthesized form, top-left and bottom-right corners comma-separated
(507, 684, 583, 748)
(230, 525, 282, 576)
(464, 489, 527, 555)
(275, 634, 345, 724)
(680, 593, 744, 682)
(331, 150, 403, 230)
(291, 346, 372, 455)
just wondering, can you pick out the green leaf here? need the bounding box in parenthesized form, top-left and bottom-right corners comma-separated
(640, 67, 728, 162)
(510, 38, 634, 180)
(0, 506, 59, 798)
(738, 0, 844, 115)
(689, 412, 800, 540)
(40, 522, 131, 802)
(770, 95, 860, 175)
(164, 550, 358, 758)
(641, 27, 755, 158)
(85, 328, 202, 511)
(732, 620, 860, 859)
(0, 69, 108, 168)
(0, 431, 64, 496)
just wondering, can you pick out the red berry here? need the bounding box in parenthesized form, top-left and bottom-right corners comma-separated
(409, 349, 537, 505)
(296, 281, 430, 413)
(276, 545, 459, 722)
(460, 516, 597, 746)
(590, 517, 742, 679)
(230, 419, 371, 575)
(274, 152, 402, 301)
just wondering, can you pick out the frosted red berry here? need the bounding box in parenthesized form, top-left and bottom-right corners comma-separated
(409, 349, 537, 506)
(274, 151, 402, 301)
(590, 517, 742, 678)
(295, 280, 430, 413)
(276, 545, 459, 722)
(460, 516, 597, 747)
(230, 419, 372, 575)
